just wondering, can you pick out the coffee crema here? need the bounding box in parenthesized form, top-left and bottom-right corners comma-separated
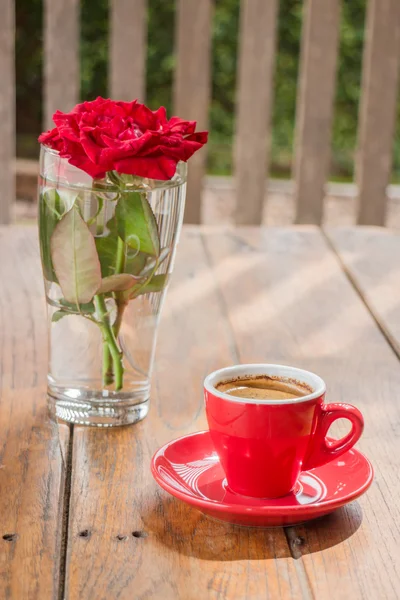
(215, 375, 312, 401)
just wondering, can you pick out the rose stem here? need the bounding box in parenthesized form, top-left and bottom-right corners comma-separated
(103, 236, 127, 384)
(115, 236, 125, 274)
(113, 300, 127, 336)
(102, 344, 113, 386)
(113, 237, 128, 338)
(112, 235, 128, 351)
(94, 294, 124, 391)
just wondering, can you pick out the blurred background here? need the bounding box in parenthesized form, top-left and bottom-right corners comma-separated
(17, 0, 370, 177)
(10, 0, 400, 226)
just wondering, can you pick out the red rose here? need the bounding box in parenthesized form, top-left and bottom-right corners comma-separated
(38, 97, 208, 180)
(39, 126, 64, 153)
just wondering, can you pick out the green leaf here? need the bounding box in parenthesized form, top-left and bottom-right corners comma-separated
(51, 300, 96, 322)
(94, 214, 162, 280)
(115, 191, 160, 257)
(128, 273, 169, 300)
(125, 248, 168, 279)
(86, 195, 104, 226)
(138, 273, 168, 295)
(95, 217, 119, 278)
(51, 208, 102, 304)
(125, 251, 149, 277)
(43, 188, 64, 217)
(44, 187, 79, 217)
(98, 273, 137, 294)
(56, 188, 80, 213)
(58, 298, 96, 314)
(39, 192, 61, 283)
(39, 189, 84, 283)
(52, 309, 71, 323)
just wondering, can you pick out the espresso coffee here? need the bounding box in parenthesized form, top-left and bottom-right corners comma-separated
(216, 375, 312, 401)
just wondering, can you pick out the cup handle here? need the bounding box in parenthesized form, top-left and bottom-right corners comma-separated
(302, 403, 364, 471)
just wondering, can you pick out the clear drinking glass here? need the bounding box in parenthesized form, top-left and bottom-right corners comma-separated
(38, 145, 187, 426)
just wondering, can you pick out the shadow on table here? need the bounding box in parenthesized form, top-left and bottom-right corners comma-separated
(142, 497, 362, 561)
(294, 501, 363, 555)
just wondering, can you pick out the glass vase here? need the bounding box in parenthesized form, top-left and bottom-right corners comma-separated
(38, 145, 187, 426)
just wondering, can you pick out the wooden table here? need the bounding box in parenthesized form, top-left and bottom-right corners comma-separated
(1, 225, 399, 600)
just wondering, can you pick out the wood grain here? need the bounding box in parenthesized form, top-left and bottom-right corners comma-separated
(0, 0, 15, 224)
(5, 226, 399, 598)
(356, 0, 400, 226)
(44, 0, 79, 129)
(293, 0, 340, 225)
(203, 226, 400, 599)
(326, 227, 400, 357)
(173, 1, 212, 224)
(65, 229, 307, 600)
(109, 0, 147, 102)
(0, 228, 69, 599)
(234, 0, 278, 225)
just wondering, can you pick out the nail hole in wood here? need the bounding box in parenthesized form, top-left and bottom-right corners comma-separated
(132, 530, 147, 539)
(78, 529, 91, 538)
(292, 536, 305, 546)
(2, 533, 17, 542)
(116, 534, 128, 541)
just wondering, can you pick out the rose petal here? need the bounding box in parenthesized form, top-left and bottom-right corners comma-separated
(38, 127, 64, 151)
(114, 155, 177, 180)
(38, 97, 208, 180)
(168, 117, 197, 135)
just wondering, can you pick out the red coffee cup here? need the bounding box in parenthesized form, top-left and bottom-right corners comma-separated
(204, 364, 364, 498)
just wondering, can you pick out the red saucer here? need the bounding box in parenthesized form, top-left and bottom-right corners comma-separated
(151, 431, 373, 527)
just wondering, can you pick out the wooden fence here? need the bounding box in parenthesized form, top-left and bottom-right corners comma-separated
(2, 0, 400, 226)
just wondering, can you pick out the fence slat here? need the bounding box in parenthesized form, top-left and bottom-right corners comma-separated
(44, 0, 79, 130)
(293, 0, 340, 225)
(174, 0, 212, 224)
(356, 0, 400, 226)
(110, 0, 147, 101)
(0, 0, 14, 224)
(234, 0, 278, 225)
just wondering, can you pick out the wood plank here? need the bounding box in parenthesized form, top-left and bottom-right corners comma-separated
(65, 229, 307, 600)
(173, 1, 212, 224)
(293, 0, 340, 224)
(44, 0, 80, 129)
(203, 226, 400, 599)
(109, 0, 147, 102)
(234, 0, 278, 225)
(0, 0, 15, 224)
(356, 0, 400, 226)
(326, 226, 400, 356)
(0, 228, 69, 599)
